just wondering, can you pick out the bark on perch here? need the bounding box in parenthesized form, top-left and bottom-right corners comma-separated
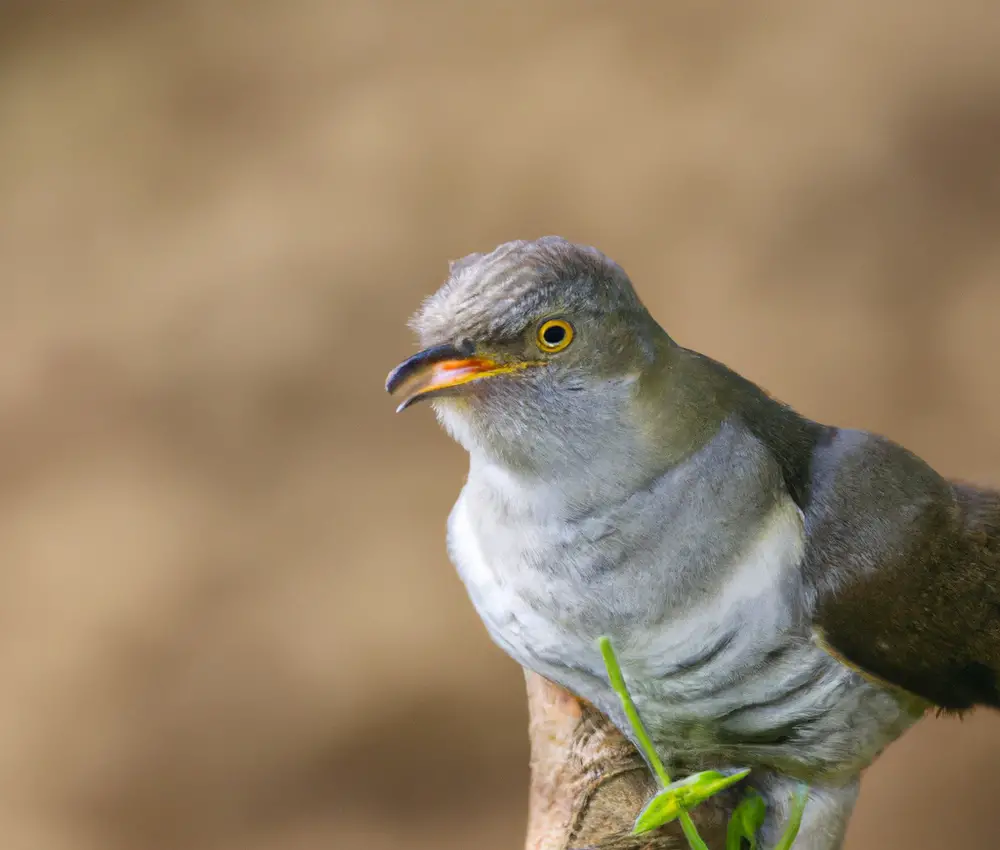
(524, 671, 738, 850)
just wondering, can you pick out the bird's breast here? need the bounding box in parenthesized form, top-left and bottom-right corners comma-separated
(446, 480, 921, 779)
(445, 471, 809, 695)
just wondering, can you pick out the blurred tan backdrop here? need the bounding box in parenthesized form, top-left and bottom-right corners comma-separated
(2, 2, 1000, 849)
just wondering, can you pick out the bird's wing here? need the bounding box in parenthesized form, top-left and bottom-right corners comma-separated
(804, 434, 1000, 713)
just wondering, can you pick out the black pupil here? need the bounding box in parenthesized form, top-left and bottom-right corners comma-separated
(542, 324, 566, 346)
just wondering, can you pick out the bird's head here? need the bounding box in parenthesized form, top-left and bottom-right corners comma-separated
(386, 237, 684, 479)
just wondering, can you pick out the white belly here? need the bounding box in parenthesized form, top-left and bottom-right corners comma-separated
(447, 489, 922, 779)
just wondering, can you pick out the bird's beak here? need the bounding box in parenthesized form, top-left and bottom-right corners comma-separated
(385, 343, 532, 412)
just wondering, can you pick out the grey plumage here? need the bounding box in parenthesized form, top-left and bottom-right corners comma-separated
(410, 237, 645, 346)
(388, 236, 1000, 849)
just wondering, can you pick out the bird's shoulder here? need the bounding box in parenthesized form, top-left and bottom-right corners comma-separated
(686, 350, 1000, 711)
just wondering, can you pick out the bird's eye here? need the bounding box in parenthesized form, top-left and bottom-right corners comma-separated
(536, 319, 574, 353)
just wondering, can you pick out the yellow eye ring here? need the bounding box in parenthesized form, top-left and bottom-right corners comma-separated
(536, 319, 574, 353)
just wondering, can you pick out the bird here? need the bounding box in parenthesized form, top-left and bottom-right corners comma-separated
(385, 236, 1000, 849)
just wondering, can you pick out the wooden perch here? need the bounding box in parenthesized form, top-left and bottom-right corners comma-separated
(524, 671, 737, 850)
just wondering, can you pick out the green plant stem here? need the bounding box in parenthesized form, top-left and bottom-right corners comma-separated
(678, 811, 712, 850)
(772, 786, 808, 850)
(598, 636, 709, 849)
(598, 636, 671, 786)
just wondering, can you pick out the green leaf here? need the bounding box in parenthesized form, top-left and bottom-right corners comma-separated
(727, 788, 767, 850)
(633, 786, 685, 832)
(771, 785, 808, 850)
(633, 769, 752, 834)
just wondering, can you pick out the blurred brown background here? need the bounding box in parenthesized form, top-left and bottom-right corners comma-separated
(2, 2, 999, 849)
